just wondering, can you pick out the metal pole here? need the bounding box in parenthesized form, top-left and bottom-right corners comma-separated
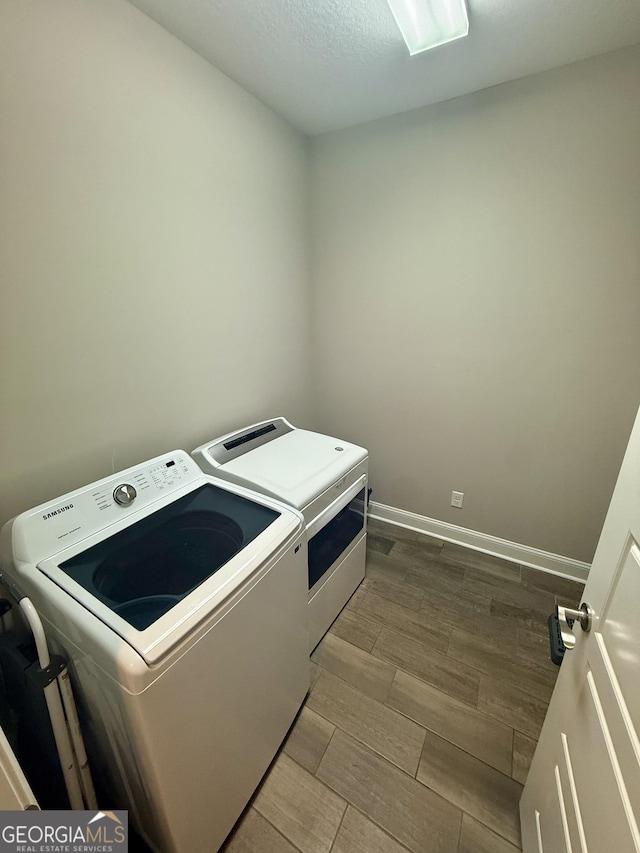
(19, 598, 85, 810)
(57, 666, 97, 809)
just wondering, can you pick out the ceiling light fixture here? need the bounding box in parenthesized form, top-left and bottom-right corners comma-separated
(385, 0, 469, 55)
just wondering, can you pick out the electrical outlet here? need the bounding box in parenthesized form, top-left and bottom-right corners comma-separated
(451, 491, 464, 508)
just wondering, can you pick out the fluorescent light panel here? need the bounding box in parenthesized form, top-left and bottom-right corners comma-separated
(386, 0, 469, 55)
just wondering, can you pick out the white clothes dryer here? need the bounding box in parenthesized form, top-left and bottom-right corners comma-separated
(0, 451, 308, 852)
(192, 418, 368, 651)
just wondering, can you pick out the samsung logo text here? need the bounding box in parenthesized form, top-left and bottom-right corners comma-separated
(42, 504, 74, 520)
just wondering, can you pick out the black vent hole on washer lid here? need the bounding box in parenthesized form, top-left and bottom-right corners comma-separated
(93, 511, 244, 603)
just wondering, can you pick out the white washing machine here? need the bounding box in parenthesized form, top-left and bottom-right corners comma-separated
(0, 451, 308, 852)
(192, 418, 368, 651)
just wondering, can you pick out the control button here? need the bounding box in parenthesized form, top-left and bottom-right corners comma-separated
(113, 484, 137, 506)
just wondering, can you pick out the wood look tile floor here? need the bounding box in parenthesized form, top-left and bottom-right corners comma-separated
(221, 520, 585, 853)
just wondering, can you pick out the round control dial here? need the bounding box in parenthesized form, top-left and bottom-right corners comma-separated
(113, 484, 137, 506)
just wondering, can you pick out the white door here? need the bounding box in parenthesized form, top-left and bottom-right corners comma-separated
(0, 724, 38, 810)
(520, 403, 640, 851)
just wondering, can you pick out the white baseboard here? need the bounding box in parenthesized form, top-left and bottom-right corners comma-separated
(368, 501, 590, 583)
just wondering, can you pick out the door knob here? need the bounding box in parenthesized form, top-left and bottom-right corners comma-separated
(556, 602, 593, 650)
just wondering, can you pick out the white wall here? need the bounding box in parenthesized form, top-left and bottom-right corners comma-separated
(0, 0, 312, 519)
(1, 2, 638, 567)
(310, 47, 640, 563)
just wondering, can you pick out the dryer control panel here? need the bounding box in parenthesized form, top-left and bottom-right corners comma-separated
(7, 452, 202, 564)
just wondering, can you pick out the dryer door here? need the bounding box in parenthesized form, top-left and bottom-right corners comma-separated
(307, 477, 366, 593)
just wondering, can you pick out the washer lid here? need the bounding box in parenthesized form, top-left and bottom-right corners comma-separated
(202, 429, 368, 510)
(35, 484, 302, 665)
(4, 452, 303, 665)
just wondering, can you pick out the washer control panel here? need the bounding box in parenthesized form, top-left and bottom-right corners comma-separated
(90, 456, 193, 512)
(148, 458, 191, 491)
(10, 452, 204, 564)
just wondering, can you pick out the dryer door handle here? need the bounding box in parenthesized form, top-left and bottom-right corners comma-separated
(307, 475, 367, 539)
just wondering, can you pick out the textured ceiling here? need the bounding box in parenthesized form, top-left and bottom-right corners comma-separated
(127, 0, 640, 135)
